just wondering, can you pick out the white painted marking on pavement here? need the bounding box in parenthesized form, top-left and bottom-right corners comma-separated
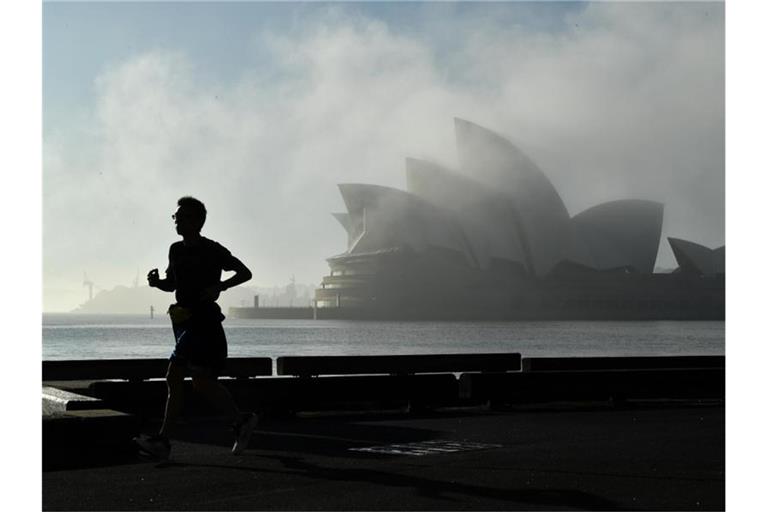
(349, 440, 502, 456)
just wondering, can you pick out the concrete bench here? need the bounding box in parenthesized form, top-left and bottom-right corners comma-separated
(460, 355, 725, 404)
(521, 355, 724, 372)
(271, 353, 521, 413)
(276, 353, 522, 377)
(460, 368, 724, 403)
(42, 357, 273, 382)
(42, 386, 105, 415)
(85, 374, 462, 417)
(261, 374, 461, 415)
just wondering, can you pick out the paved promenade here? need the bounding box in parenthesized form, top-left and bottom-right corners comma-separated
(43, 402, 724, 511)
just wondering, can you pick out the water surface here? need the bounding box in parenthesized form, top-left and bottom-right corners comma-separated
(43, 314, 725, 360)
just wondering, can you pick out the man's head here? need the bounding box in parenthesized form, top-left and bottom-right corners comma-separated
(174, 196, 207, 236)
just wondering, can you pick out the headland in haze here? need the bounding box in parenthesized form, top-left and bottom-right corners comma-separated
(65, 281, 315, 315)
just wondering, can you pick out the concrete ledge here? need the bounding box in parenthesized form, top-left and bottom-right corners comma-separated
(43, 357, 273, 381)
(265, 374, 460, 413)
(42, 380, 100, 394)
(43, 386, 105, 415)
(460, 368, 725, 403)
(224, 357, 274, 378)
(86, 374, 461, 416)
(521, 355, 725, 372)
(78, 367, 724, 419)
(277, 353, 521, 377)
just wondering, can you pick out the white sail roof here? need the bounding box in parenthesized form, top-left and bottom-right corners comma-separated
(454, 118, 592, 275)
(405, 157, 530, 271)
(337, 183, 472, 261)
(668, 237, 725, 276)
(572, 200, 664, 274)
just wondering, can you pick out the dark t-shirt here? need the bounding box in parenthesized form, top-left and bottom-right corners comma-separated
(165, 237, 237, 308)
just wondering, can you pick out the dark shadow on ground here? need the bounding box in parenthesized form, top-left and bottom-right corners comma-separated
(44, 412, 452, 471)
(155, 454, 619, 510)
(167, 415, 445, 459)
(43, 440, 141, 472)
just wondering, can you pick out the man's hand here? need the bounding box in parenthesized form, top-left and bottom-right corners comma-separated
(147, 268, 161, 288)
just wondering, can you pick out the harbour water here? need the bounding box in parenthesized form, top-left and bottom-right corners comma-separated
(43, 313, 724, 361)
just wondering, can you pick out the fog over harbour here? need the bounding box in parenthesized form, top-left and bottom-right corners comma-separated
(43, 2, 724, 312)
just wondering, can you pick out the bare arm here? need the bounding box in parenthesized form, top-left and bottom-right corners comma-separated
(147, 268, 176, 292)
(199, 256, 252, 301)
(220, 256, 253, 291)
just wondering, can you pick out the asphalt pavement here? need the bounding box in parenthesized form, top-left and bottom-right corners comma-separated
(43, 402, 724, 511)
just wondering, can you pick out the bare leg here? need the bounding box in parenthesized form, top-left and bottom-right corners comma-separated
(191, 374, 240, 421)
(159, 361, 185, 438)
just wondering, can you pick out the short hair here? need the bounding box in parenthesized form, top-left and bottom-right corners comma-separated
(177, 196, 207, 231)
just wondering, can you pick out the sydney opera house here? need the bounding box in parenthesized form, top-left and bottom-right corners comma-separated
(314, 119, 724, 320)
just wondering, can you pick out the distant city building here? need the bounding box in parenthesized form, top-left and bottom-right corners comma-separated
(313, 118, 724, 320)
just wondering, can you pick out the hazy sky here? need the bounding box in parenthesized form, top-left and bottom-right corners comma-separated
(42, 1, 725, 312)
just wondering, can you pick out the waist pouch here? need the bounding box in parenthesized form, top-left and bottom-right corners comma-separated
(168, 302, 225, 324)
(168, 304, 193, 324)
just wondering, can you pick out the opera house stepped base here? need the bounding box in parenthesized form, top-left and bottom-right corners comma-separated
(250, 118, 724, 321)
(312, 247, 723, 320)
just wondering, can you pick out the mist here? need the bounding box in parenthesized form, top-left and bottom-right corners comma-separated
(43, 2, 724, 312)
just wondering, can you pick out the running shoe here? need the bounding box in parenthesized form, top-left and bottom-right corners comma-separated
(232, 413, 259, 455)
(134, 434, 171, 460)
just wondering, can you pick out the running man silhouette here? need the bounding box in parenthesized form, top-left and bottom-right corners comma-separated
(134, 196, 256, 459)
